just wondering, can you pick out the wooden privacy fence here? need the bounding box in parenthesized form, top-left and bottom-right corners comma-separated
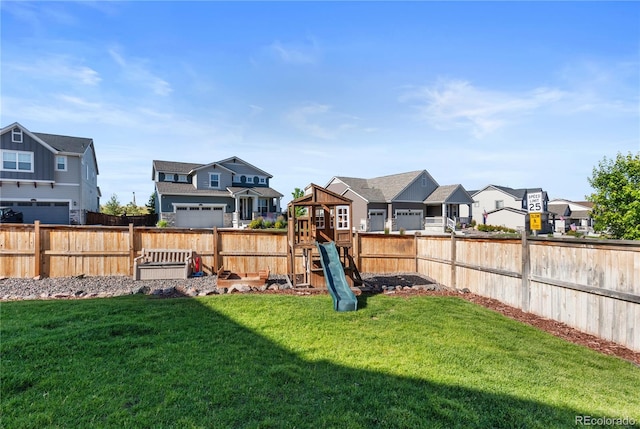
(417, 233, 640, 353)
(1, 224, 638, 351)
(0, 223, 287, 278)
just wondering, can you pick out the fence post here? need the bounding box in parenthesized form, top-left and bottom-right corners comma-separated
(34, 221, 41, 278)
(521, 233, 530, 312)
(450, 230, 457, 289)
(213, 227, 219, 273)
(129, 223, 135, 276)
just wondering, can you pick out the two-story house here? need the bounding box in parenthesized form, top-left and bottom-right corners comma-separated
(460, 184, 551, 232)
(152, 156, 283, 228)
(326, 171, 474, 232)
(0, 122, 100, 224)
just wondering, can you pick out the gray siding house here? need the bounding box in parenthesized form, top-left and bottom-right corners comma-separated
(326, 171, 473, 232)
(153, 156, 283, 228)
(0, 122, 100, 224)
(460, 185, 552, 232)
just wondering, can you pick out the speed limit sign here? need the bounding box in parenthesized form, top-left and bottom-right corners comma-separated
(527, 192, 543, 213)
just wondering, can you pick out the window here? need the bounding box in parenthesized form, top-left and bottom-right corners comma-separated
(315, 209, 325, 229)
(258, 198, 269, 214)
(177, 174, 188, 183)
(495, 200, 504, 209)
(2, 150, 33, 172)
(209, 173, 220, 188)
(163, 173, 174, 182)
(11, 127, 23, 143)
(336, 205, 350, 230)
(56, 156, 67, 171)
(260, 177, 266, 184)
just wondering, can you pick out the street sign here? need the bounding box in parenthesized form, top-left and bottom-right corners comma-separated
(527, 192, 543, 213)
(530, 213, 542, 230)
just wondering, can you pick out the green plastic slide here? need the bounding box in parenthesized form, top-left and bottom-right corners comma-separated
(315, 242, 358, 312)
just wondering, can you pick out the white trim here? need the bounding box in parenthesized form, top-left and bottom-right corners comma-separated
(0, 122, 58, 154)
(0, 197, 72, 204)
(55, 155, 68, 171)
(0, 179, 55, 184)
(11, 127, 23, 143)
(1, 149, 34, 173)
(172, 203, 227, 211)
(209, 172, 221, 189)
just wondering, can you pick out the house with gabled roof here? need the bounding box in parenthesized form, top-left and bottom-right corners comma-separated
(547, 199, 593, 233)
(1, 122, 100, 224)
(152, 156, 283, 228)
(326, 170, 473, 232)
(460, 184, 552, 232)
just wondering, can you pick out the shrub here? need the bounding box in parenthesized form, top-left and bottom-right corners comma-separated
(263, 220, 274, 229)
(384, 227, 390, 235)
(274, 215, 287, 229)
(156, 219, 168, 228)
(399, 228, 406, 235)
(249, 217, 265, 229)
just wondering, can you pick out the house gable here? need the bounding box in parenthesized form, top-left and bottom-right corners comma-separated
(394, 171, 439, 202)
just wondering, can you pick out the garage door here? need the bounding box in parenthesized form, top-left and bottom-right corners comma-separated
(175, 206, 224, 228)
(2, 201, 69, 224)
(368, 211, 385, 232)
(396, 210, 423, 231)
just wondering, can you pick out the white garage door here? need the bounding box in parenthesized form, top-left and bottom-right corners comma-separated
(175, 206, 224, 228)
(396, 210, 423, 231)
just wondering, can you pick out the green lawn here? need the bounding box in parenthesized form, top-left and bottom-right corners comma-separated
(2, 293, 638, 428)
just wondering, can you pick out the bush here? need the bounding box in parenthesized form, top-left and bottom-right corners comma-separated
(274, 215, 287, 229)
(249, 217, 264, 229)
(477, 224, 517, 234)
(156, 219, 168, 228)
(399, 228, 406, 235)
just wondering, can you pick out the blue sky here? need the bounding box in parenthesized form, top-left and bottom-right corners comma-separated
(2, 1, 639, 206)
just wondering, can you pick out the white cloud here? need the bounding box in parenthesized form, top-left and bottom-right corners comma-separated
(268, 38, 320, 65)
(400, 79, 566, 138)
(108, 48, 172, 96)
(7, 56, 101, 86)
(285, 103, 359, 140)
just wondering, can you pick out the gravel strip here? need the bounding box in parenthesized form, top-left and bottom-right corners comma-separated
(0, 272, 448, 301)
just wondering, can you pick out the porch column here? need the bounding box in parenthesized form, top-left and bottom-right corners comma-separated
(233, 196, 240, 228)
(386, 203, 393, 231)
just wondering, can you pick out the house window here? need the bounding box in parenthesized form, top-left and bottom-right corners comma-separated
(258, 198, 269, 214)
(2, 150, 33, 172)
(315, 209, 325, 229)
(260, 177, 266, 184)
(11, 127, 23, 143)
(495, 200, 504, 209)
(163, 174, 174, 182)
(209, 173, 220, 188)
(177, 174, 188, 183)
(336, 205, 350, 230)
(56, 156, 67, 171)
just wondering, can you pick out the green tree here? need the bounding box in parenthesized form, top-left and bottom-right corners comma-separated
(587, 152, 640, 240)
(101, 194, 124, 216)
(291, 187, 306, 218)
(123, 201, 146, 216)
(146, 192, 157, 215)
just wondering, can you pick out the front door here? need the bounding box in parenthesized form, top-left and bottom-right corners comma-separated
(239, 197, 252, 220)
